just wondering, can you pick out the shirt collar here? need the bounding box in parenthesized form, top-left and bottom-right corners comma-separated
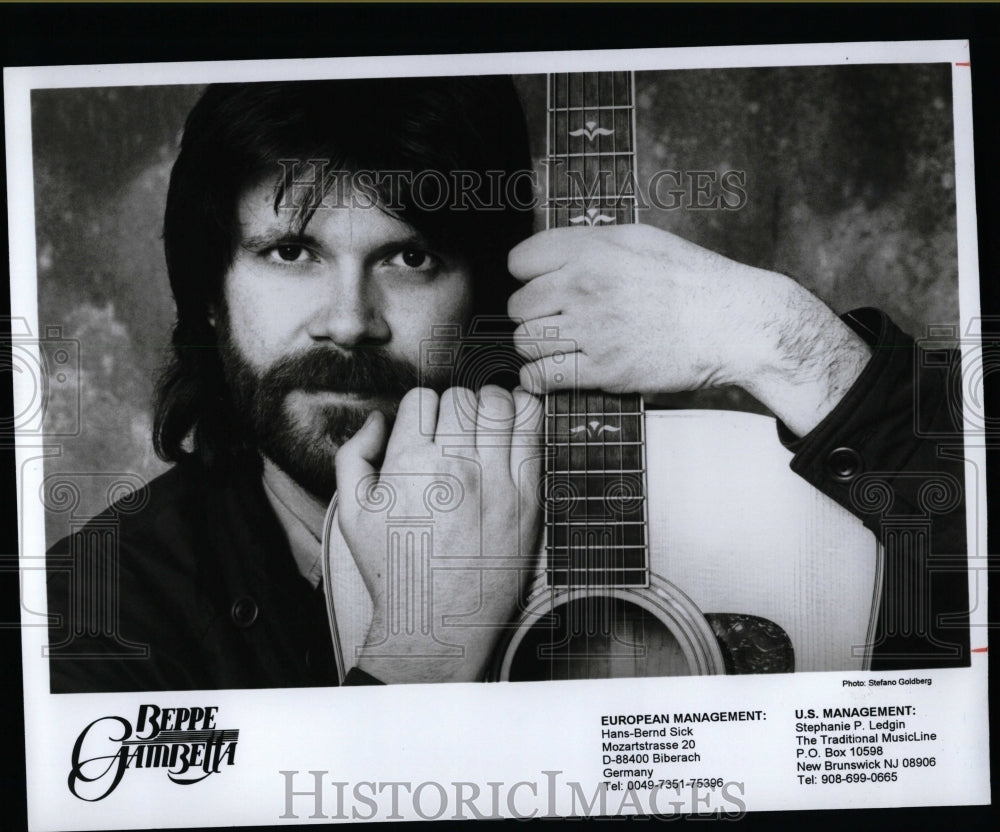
(260, 457, 328, 588)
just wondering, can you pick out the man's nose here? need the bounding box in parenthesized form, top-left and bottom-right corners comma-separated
(307, 265, 389, 347)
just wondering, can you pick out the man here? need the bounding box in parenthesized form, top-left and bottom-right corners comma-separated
(47, 75, 969, 692)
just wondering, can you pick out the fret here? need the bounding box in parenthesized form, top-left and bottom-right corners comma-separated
(547, 552, 647, 562)
(544, 400, 642, 415)
(548, 563, 647, 575)
(547, 547, 646, 558)
(547, 563, 648, 570)
(546, 196, 638, 206)
(549, 156, 639, 202)
(550, 524, 645, 547)
(548, 570, 648, 577)
(548, 547, 647, 555)
(548, 549, 647, 566)
(547, 568, 648, 574)
(547, 440, 643, 447)
(551, 72, 632, 109)
(548, 496, 647, 502)
(548, 573, 648, 589)
(548, 501, 645, 524)
(549, 392, 641, 414)
(547, 528, 645, 543)
(546, 469, 644, 486)
(547, 410, 643, 422)
(547, 552, 646, 563)
(548, 567, 647, 576)
(548, 570, 647, 576)
(548, 154, 637, 171)
(550, 441, 642, 470)
(549, 541, 647, 553)
(546, 104, 635, 112)
(544, 409, 643, 417)
(550, 151, 636, 158)
(546, 541, 646, 552)
(546, 469, 645, 475)
(545, 471, 643, 494)
(549, 520, 647, 526)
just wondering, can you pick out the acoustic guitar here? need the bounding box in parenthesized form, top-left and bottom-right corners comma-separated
(323, 71, 882, 682)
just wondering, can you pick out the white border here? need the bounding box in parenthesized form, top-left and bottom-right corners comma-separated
(7, 40, 989, 830)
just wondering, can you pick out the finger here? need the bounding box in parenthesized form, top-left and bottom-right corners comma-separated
(507, 271, 570, 323)
(384, 387, 437, 461)
(513, 316, 578, 363)
(510, 388, 544, 488)
(335, 409, 389, 514)
(518, 352, 586, 395)
(507, 227, 588, 281)
(475, 385, 516, 455)
(436, 386, 479, 443)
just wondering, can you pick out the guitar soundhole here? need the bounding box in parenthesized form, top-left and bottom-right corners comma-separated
(507, 597, 693, 681)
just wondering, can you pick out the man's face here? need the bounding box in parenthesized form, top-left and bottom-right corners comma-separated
(218, 178, 474, 500)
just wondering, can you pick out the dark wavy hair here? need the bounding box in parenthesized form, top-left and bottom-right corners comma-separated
(153, 76, 535, 471)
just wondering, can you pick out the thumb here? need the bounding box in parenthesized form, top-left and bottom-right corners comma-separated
(335, 409, 388, 514)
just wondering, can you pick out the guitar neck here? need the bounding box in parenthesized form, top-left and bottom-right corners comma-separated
(544, 72, 648, 589)
(546, 71, 639, 228)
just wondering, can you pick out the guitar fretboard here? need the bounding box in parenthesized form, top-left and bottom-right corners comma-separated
(547, 72, 638, 231)
(545, 73, 647, 588)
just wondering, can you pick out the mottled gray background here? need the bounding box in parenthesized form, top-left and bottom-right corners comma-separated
(32, 65, 957, 544)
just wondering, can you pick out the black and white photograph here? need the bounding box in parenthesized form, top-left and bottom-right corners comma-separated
(6, 31, 992, 830)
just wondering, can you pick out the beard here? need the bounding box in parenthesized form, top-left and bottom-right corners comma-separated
(217, 320, 444, 502)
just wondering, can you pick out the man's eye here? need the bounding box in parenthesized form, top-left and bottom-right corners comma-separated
(388, 248, 439, 272)
(267, 244, 311, 263)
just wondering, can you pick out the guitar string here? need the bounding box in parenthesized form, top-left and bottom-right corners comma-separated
(550, 72, 557, 677)
(545, 72, 649, 671)
(609, 71, 619, 664)
(605, 72, 612, 588)
(597, 73, 608, 639)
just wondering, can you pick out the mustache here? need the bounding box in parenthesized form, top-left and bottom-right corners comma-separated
(255, 346, 422, 399)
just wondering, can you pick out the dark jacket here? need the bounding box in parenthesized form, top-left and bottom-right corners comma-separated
(47, 454, 339, 692)
(780, 308, 970, 669)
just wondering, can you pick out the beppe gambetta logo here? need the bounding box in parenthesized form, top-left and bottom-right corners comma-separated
(68, 704, 239, 801)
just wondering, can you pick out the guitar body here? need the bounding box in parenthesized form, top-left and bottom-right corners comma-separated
(494, 409, 882, 680)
